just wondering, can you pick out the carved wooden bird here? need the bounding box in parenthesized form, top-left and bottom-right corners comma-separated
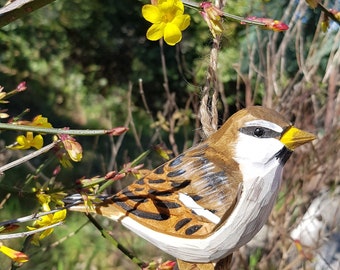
(67, 106, 315, 268)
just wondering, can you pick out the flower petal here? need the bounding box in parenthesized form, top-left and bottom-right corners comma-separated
(31, 115, 53, 128)
(142, 0, 190, 45)
(172, 14, 190, 31)
(32, 134, 43, 149)
(174, 0, 184, 12)
(146, 23, 166, 41)
(15, 135, 28, 149)
(52, 209, 67, 223)
(142, 5, 162, 23)
(0, 245, 29, 263)
(38, 228, 54, 240)
(164, 23, 182, 45)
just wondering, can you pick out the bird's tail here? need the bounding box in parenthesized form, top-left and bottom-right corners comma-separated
(64, 194, 125, 221)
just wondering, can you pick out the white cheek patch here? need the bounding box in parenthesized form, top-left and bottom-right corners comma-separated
(244, 120, 283, 133)
(233, 133, 284, 167)
(178, 193, 221, 224)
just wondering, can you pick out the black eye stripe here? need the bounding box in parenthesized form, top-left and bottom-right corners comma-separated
(239, 126, 282, 138)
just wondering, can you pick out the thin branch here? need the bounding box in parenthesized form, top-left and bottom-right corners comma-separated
(0, 0, 56, 28)
(98, 149, 151, 193)
(0, 193, 11, 209)
(0, 140, 58, 173)
(138, 78, 153, 119)
(0, 222, 64, 240)
(0, 208, 64, 227)
(0, 123, 124, 136)
(127, 82, 143, 152)
(182, 0, 269, 26)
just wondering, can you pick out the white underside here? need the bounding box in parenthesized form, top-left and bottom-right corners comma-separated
(117, 160, 283, 262)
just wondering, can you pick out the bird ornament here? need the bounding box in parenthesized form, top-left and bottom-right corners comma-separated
(67, 106, 315, 268)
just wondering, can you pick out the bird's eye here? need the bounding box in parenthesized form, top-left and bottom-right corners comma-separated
(239, 126, 281, 138)
(254, 127, 265, 137)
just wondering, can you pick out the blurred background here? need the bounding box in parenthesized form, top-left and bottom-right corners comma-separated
(0, 0, 339, 269)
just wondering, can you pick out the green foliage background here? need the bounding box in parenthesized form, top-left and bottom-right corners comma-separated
(0, 0, 339, 269)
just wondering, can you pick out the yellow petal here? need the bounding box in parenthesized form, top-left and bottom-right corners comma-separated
(26, 132, 34, 141)
(174, 0, 184, 12)
(172, 14, 190, 31)
(0, 245, 29, 263)
(15, 135, 29, 149)
(142, 5, 162, 23)
(32, 134, 43, 149)
(163, 23, 182, 45)
(159, 0, 183, 13)
(31, 115, 53, 128)
(159, 0, 176, 10)
(146, 23, 166, 41)
(33, 214, 53, 228)
(52, 209, 67, 223)
(38, 228, 54, 240)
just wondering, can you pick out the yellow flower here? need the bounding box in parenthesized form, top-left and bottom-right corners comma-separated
(27, 209, 67, 245)
(10, 132, 43, 150)
(29, 115, 53, 128)
(15, 115, 53, 128)
(26, 192, 66, 245)
(0, 244, 29, 263)
(142, 0, 190, 46)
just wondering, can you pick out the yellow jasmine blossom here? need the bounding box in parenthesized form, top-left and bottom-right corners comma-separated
(29, 115, 53, 128)
(27, 209, 67, 245)
(25, 192, 66, 245)
(11, 132, 43, 150)
(0, 244, 29, 263)
(142, 0, 190, 46)
(15, 115, 53, 128)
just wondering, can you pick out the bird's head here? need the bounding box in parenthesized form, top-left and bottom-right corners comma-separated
(210, 106, 316, 167)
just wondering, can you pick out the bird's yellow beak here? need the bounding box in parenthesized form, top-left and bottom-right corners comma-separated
(280, 126, 316, 151)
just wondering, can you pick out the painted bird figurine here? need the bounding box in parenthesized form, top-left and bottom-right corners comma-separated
(67, 106, 315, 268)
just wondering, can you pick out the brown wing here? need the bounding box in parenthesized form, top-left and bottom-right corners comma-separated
(105, 143, 242, 238)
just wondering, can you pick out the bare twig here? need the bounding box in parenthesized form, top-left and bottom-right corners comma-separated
(0, 222, 64, 240)
(0, 0, 56, 28)
(126, 82, 143, 151)
(0, 208, 64, 227)
(0, 140, 58, 173)
(0, 123, 125, 136)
